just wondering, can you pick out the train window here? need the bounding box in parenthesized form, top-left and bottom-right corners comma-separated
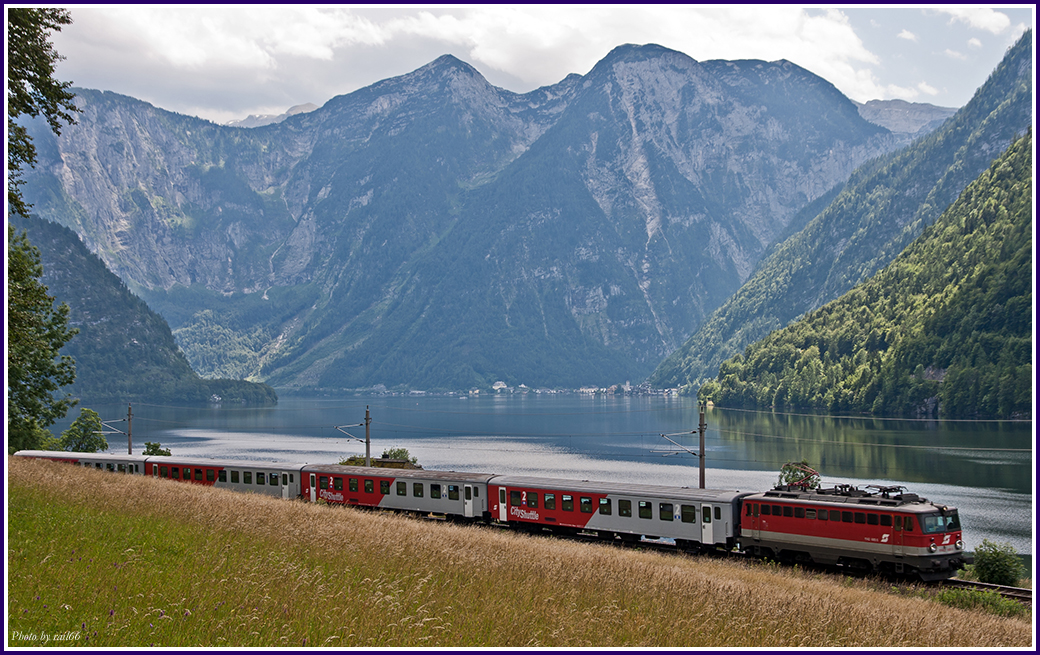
(854, 513, 866, 524)
(290, 474, 294, 483)
(830, 510, 841, 521)
(715, 507, 721, 521)
(231, 470, 239, 484)
(619, 499, 632, 517)
(904, 517, 914, 532)
(243, 471, 251, 484)
(382, 480, 391, 495)
(794, 507, 805, 519)
(746, 504, 753, 517)
(783, 506, 793, 518)
(867, 514, 879, 525)
(465, 486, 472, 501)
(105, 463, 114, 471)
(769, 505, 779, 516)
(413, 483, 424, 498)
(562, 495, 574, 512)
(473, 487, 479, 498)
(196, 469, 204, 481)
(160, 466, 168, 478)
(397, 481, 406, 496)
(659, 503, 674, 521)
(350, 478, 358, 492)
(545, 494, 556, 510)
(270, 473, 278, 486)
(448, 485, 459, 500)
(319, 476, 328, 490)
(894, 516, 903, 530)
(806, 509, 816, 520)
(817, 509, 827, 520)
(528, 492, 538, 508)
(681, 505, 696, 523)
(207, 469, 215, 482)
(431, 484, 441, 499)
(880, 515, 892, 527)
(638, 501, 652, 519)
(702, 508, 711, 524)
(510, 490, 522, 506)
(283, 474, 289, 486)
(172, 467, 180, 479)
(257, 472, 266, 485)
(599, 498, 611, 515)
(841, 512, 853, 523)
(334, 477, 343, 491)
(96, 463, 103, 469)
(218, 470, 227, 483)
(118, 464, 126, 473)
(580, 497, 593, 513)
(365, 479, 374, 494)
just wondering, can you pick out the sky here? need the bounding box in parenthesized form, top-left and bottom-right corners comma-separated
(40, 5, 1038, 125)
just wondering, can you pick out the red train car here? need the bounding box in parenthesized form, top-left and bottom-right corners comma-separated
(741, 484, 968, 580)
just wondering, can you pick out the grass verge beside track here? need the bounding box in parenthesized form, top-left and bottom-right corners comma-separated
(6, 457, 1033, 648)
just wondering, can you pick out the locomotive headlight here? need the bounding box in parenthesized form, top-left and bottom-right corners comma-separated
(955, 539, 964, 550)
(928, 543, 938, 553)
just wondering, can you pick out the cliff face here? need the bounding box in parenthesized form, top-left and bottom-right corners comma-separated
(20, 44, 900, 390)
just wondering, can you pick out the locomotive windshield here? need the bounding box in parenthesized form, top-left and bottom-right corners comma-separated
(918, 510, 961, 534)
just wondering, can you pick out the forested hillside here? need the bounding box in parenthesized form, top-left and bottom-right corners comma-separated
(699, 131, 1032, 419)
(651, 31, 1032, 392)
(9, 215, 277, 405)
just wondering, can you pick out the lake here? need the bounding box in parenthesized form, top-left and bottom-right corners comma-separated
(52, 393, 1033, 558)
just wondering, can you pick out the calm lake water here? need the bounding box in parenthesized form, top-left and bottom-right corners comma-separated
(54, 394, 1033, 558)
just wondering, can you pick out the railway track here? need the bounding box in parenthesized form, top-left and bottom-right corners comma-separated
(941, 578, 1033, 605)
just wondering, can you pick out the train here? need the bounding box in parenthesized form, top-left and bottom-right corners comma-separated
(12, 449, 970, 581)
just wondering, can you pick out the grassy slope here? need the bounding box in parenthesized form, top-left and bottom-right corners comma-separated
(7, 458, 1032, 648)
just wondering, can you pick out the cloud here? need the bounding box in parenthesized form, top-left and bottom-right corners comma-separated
(917, 81, 939, 96)
(897, 29, 918, 42)
(932, 7, 1012, 34)
(967, 37, 983, 48)
(943, 49, 968, 61)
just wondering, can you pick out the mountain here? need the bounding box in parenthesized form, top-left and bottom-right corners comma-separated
(7, 214, 277, 405)
(701, 130, 1032, 419)
(225, 103, 319, 128)
(650, 31, 1033, 392)
(19, 44, 902, 391)
(853, 99, 957, 138)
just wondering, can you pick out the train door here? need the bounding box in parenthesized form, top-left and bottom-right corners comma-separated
(309, 473, 316, 503)
(281, 471, 291, 500)
(701, 503, 714, 545)
(892, 514, 906, 560)
(498, 487, 508, 521)
(749, 502, 761, 541)
(464, 485, 475, 518)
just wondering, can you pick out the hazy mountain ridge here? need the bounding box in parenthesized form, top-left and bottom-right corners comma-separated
(21, 43, 907, 390)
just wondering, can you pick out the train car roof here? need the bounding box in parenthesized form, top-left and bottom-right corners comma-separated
(15, 450, 151, 462)
(488, 475, 752, 503)
(143, 455, 304, 469)
(744, 485, 954, 511)
(302, 464, 497, 484)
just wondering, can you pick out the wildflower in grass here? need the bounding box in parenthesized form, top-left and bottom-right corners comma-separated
(110, 609, 115, 616)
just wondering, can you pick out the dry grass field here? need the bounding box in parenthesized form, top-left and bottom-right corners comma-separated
(6, 457, 1034, 648)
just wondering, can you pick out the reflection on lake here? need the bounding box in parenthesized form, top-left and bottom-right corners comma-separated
(53, 394, 1033, 557)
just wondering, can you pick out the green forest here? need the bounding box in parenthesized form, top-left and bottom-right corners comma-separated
(10, 215, 277, 406)
(699, 131, 1032, 420)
